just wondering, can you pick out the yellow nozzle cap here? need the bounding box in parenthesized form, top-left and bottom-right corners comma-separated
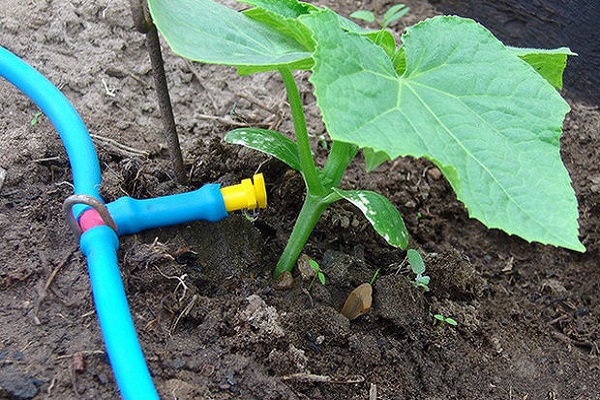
(220, 173, 267, 212)
(253, 173, 267, 209)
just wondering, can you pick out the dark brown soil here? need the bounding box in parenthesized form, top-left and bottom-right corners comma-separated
(1, 1, 598, 399)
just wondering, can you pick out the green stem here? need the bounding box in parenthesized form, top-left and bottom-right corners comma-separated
(274, 194, 329, 278)
(322, 141, 359, 188)
(274, 73, 360, 278)
(279, 68, 325, 196)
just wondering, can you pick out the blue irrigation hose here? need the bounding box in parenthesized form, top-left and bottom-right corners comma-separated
(79, 226, 158, 399)
(0, 46, 159, 399)
(107, 184, 228, 236)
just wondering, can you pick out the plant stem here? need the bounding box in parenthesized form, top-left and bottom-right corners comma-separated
(274, 73, 360, 278)
(307, 274, 317, 292)
(279, 68, 325, 196)
(274, 194, 329, 278)
(322, 141, 359, 188)
(146, 25, 187, 183)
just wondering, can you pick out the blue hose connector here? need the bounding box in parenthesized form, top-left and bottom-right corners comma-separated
(107, 184, 228, 236)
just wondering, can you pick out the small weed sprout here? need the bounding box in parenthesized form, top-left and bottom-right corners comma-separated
(370, 268, 381, 286)
(30, 111, 43, 127)
(433, 314, 458, 330)
(307, 258, 325, 291)
(407, 249, 430, 292)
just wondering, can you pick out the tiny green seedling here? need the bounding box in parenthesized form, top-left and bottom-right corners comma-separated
(407, 249, 430, 292)
(369, 268, 381, 286)
(149, 0, 584, 280)
(307, 258, 325, 291)
(433, 314, 458, 330)
(31, 111, 43, 127)
(350, 4, 409, 29)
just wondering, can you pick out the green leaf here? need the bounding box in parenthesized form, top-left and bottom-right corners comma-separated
(392, 46, 407, 75)
(382, 4, 409, 27)
(303, 12, 584, 252)
(407, 249, 425, 275)
(317, 272, 326, 285)
(364, 148, 391, 172)
(147, 0, 312, 72)
(445, 317, 458, 326)
(225, 128, 301, 171)
(241, 0, 316, 54)
(239, 0, 314, 18)
(308, 258, 319, 271)
(508, 46, 575, 90)
(363, 30, 397, 57)
(350, 10, 376, 23)
(333, 189, 408, 249)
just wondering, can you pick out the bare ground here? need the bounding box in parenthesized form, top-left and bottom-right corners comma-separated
(0, 1, 598, 399)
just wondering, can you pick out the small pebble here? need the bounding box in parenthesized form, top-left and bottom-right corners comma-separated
(273, 271, 294, 290)
(73, 352, 85, 372)
(297, 254, 315, 281)
(427, 167, 442, 180)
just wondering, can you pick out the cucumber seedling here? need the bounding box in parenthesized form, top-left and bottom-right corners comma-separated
(307, 258, 325, 292)
(433, 314, 458, 330)
(149, 0, 584, 279)
(407, 249, 430, 292)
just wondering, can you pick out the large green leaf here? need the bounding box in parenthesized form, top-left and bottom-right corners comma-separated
(333, 189, 408, 249)
(147, 0, 312, 72)
(302, 11, 584, 251)
(508, 46, 576, 90)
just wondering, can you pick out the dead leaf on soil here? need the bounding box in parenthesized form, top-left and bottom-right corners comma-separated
(340, 282, 373, 320)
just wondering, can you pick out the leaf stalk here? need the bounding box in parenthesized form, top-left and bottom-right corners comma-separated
(279, 68, 326, 196)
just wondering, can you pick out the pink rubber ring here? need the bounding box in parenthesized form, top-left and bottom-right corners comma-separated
(79, 208, 107, 232)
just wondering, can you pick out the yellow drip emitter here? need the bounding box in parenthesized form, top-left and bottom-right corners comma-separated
(220, 173, 267, 212)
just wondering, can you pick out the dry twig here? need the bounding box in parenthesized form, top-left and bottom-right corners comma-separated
(33, 248, 77, 324)
(170, 294, 198, 334)
(91, 133, 149, 158)
(0, 167, 6, 192)
(281, 373, 364, 384)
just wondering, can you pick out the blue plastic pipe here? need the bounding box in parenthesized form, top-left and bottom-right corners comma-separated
(107, 184, 228, 236)
(0, 46, 159, 399)
(80, 227, 158, 400)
